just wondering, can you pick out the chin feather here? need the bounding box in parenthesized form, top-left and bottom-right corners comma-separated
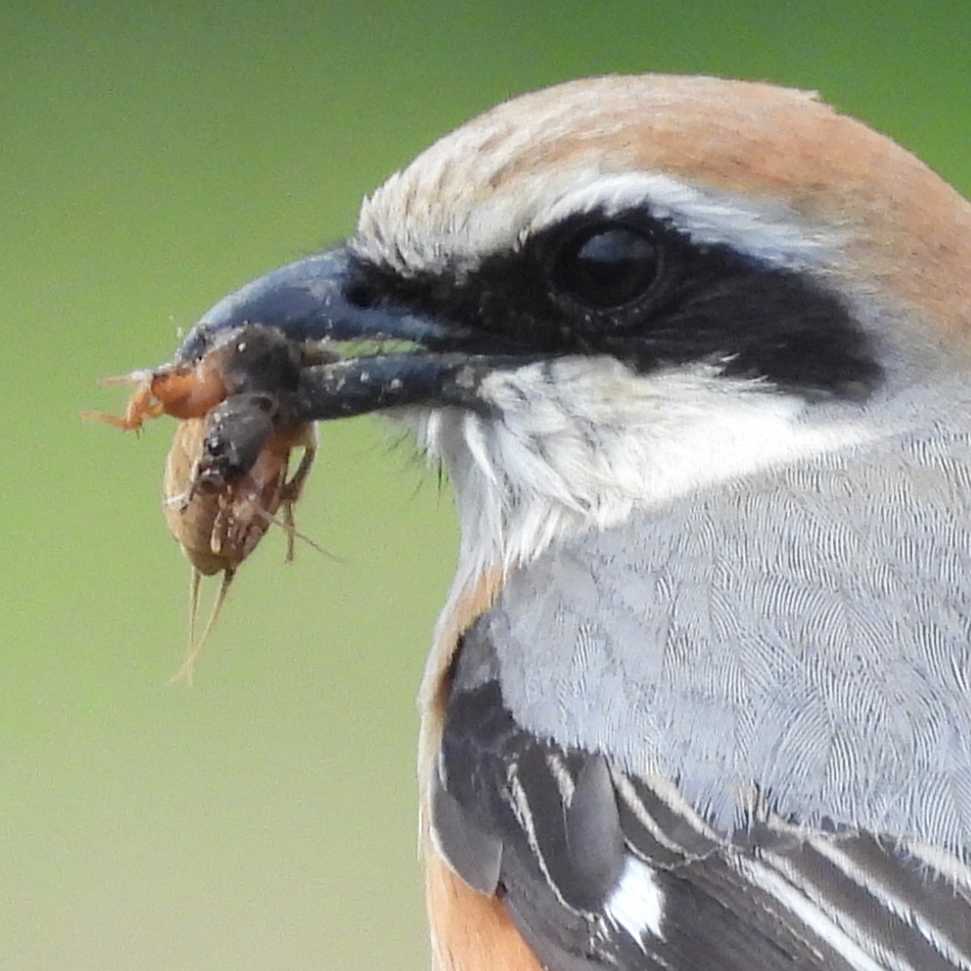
(396, 357, 875, 602)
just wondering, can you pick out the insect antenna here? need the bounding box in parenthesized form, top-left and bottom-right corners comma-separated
(187, 567, 202, 658)
(95, 370, 154, 387)
(247, 502, 343, 563)
(169, 568, 236, 686)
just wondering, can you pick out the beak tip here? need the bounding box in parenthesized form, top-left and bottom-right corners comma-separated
(175, 251, 351, 362)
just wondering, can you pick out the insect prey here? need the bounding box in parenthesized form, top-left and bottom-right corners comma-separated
(86, 327, 330, 682)
(163, 394, 317, 684)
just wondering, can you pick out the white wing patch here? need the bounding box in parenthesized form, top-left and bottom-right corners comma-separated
(604, 856, 665, 944)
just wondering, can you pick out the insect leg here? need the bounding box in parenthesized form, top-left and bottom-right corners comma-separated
(280, 426, 318, 562)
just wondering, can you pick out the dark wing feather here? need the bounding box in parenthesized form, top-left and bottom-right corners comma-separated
(433, 625, 971, 971)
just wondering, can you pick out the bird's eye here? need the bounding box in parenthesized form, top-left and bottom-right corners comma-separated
(551, 223, 660, 310)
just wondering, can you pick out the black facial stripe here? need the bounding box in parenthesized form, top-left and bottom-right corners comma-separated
(350, 208, 882, 401)
(610, 266, 883, 400)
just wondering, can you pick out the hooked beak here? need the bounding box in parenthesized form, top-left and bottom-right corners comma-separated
(175, 248, 534, 422)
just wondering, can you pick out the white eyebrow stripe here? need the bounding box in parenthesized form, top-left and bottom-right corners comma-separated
(357, 166, 846, 278)
(525, 171, 846, 271)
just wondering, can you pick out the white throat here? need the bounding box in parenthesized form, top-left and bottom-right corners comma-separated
(397, 357, 873, 601)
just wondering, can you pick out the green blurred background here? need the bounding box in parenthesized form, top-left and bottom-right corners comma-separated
(3, 1, 969, 968)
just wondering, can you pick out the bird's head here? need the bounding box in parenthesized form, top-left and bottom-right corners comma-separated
(178, 74, 971, 581)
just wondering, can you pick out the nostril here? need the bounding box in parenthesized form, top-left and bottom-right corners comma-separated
(345, 280, 376, 309)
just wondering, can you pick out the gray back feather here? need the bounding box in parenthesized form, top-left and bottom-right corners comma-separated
(474, 398, 971, 855)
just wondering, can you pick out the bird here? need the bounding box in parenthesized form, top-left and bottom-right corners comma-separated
(174, 74, 971, 969)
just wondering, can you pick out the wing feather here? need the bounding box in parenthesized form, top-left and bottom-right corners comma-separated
(432, 412, 971, 969)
